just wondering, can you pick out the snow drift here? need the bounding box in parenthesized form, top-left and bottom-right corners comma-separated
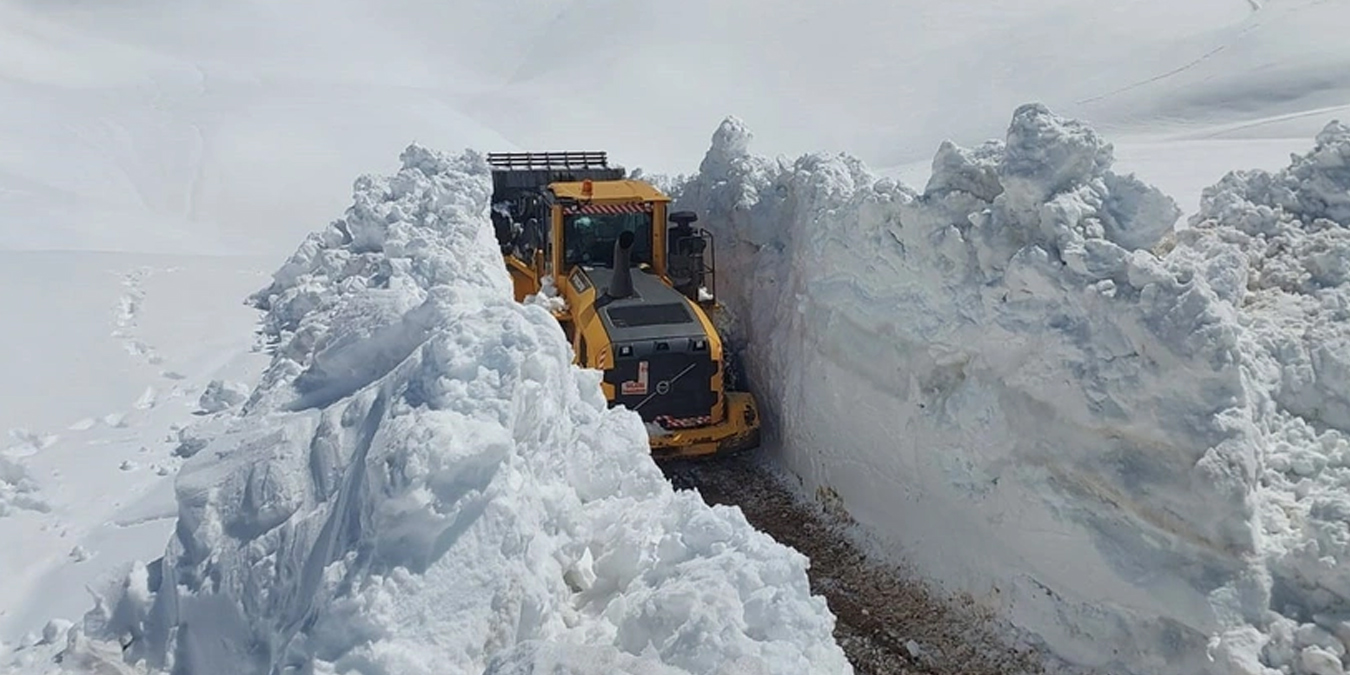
(672, 105, 1350, 675)
(46, 147, 849, 674)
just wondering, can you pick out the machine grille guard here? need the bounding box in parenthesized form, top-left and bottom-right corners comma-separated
(563, 202, 653, 215)
(486, 151, 609, 171)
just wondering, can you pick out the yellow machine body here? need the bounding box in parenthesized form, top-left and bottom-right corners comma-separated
(487, 152, 760, 459)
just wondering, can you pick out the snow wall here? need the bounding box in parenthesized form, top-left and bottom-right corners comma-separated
(671, 104, 1350, 675)
(61, 147, 851, 675)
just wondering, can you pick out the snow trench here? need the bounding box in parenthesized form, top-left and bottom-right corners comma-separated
(670, 105, 1350, 675)
(69, 146, 850, 675)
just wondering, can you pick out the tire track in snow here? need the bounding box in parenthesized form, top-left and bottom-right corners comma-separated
(109, 266, 181, 418)
(101, 265, 218, 432)
(185, 119, 206, 223)
(1075, 16, 1265, 107)
(1076, 0, 1267, 108)
(1075, 43, 1232, 106)
(112, 266, 163, 375)
(1185, 102, 1350, 138)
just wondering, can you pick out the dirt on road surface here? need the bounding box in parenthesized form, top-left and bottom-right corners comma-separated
(661, 452, 1085, 675)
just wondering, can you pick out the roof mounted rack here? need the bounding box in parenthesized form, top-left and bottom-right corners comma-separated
(487, 151, 625, 200)
(486, 151, 609, 171)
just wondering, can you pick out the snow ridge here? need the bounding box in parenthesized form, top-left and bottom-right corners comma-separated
(58, 146, 849, 674)
(671, 105, 1350, 675)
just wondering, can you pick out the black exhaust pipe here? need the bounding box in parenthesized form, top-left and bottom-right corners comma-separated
(608, 230, 635, 299)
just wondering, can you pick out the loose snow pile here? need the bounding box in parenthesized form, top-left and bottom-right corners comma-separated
(195, 379, 250, 414)
(16, 146, 850, 674)
(0, 455, 49, 517)
(672, 105, 1350, 675)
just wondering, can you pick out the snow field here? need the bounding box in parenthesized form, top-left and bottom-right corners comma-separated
(0, 253, 272, 645)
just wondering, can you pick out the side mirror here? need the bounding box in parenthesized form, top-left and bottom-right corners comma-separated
(669, 211, 699, 228)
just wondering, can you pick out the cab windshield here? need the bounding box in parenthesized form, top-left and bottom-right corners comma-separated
(563, 211, 653, 267)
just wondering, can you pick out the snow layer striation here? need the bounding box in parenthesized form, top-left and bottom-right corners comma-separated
(33, 146, 849, 675)
(671, 105, 1350, 675)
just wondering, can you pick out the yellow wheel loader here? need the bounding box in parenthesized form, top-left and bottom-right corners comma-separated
(487, 151, 760, 460)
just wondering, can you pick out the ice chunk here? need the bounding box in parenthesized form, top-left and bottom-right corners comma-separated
(197, 379, 250, 414)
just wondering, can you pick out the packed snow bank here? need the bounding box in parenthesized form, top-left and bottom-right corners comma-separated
(1177, 121, 1350, 675)
(37, 146, 848, 674)
(672, 106, 1350, 675)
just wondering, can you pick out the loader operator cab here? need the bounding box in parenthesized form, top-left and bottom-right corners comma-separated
(563, 211, 655, 268)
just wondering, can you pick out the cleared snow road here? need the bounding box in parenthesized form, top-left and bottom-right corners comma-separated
(662, 451, 1093, 675)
